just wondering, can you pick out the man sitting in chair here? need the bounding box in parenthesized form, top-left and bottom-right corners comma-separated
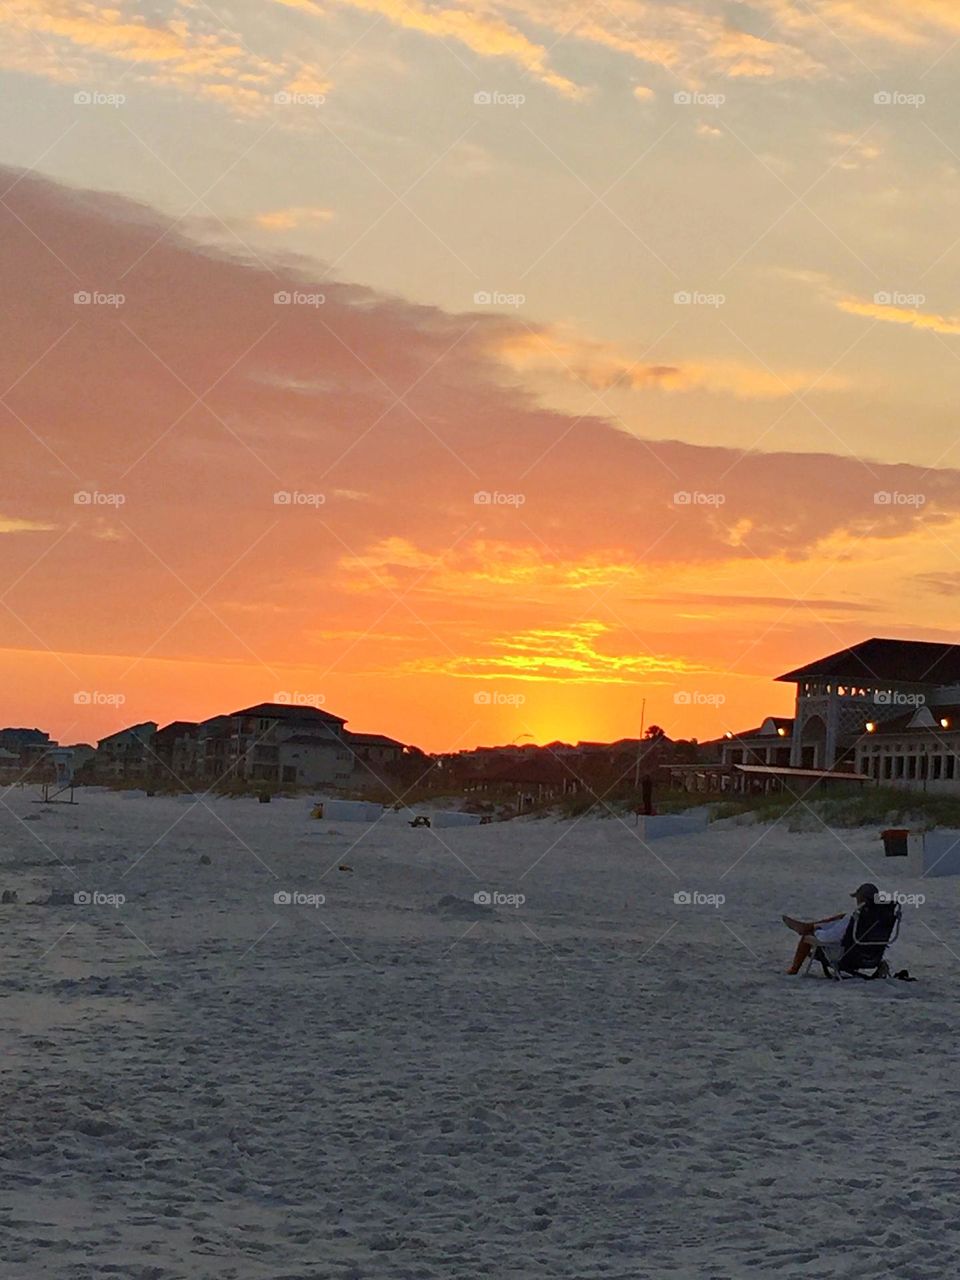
(782, 882, 878, 975)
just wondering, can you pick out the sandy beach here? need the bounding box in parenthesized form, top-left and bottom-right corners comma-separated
(1, 788, 955, 1278)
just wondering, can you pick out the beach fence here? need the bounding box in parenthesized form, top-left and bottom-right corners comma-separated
(635, 811, 709, 841)
(884, 828, 960, 878)
(430, 811, 483, 829)
(312, 800, 383, 823)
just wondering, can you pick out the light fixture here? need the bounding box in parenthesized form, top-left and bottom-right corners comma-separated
(865, 722, 876, 733)
(777, 727, 787, 737)
(941, 718, 950, 729)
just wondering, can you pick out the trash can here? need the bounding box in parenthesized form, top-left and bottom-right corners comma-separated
(881, 828, 909, 857)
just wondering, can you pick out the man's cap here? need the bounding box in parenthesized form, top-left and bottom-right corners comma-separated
(851, 882, 878, 902)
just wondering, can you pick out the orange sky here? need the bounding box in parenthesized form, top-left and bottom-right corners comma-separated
(4, 2, 960, 751)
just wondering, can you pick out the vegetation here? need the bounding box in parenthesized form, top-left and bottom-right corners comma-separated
(710, 785, 960, 831)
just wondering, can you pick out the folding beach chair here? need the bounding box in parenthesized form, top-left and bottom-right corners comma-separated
(805, 901, 902, 980)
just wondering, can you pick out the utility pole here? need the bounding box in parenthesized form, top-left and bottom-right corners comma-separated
(633, 698, 647, 789)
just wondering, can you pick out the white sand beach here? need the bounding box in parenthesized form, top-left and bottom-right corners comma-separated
(1, 789, 955, 1279)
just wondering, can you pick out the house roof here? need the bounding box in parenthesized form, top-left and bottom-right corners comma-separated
(858, 704, 960, 737)
(344, 732, 405, 748)
(734, 763, 869, 782)
(230, 702, 346, 725)
(281, 734, 349, 747)
(777, 638, 960, 686)
(721, 718, 794, 743)
(97, 721, 157, 747)
(155, 720, 199, 737)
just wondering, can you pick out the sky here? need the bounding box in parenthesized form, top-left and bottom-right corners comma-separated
(4, 1, 960, 752)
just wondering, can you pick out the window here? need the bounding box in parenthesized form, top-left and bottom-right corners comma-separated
(948, 756, 957, 781)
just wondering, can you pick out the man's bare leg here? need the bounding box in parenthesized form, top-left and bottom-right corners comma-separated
(787, 934, 816, 974)
(782, 914, 814, 935)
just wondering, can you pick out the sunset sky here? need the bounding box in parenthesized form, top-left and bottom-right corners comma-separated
(4, 0, 960, 751)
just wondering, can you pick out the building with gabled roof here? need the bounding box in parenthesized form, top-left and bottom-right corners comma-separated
(776, 637, 960, 771)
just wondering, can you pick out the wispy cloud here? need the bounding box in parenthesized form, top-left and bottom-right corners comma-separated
(253, 206, 334, 230)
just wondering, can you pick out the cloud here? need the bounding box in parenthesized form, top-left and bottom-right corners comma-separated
(0, 0, 328, 111)
(836, 296, 960, 336)
(405, 621, 704, 684)
(253, 206, 335, 231)
(2, 164, 959, 681)
(276, 0, 582, 96)
(0, 515, 58, 534)
(487, 325, 850, 401)
(914, 572, 960, 596)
